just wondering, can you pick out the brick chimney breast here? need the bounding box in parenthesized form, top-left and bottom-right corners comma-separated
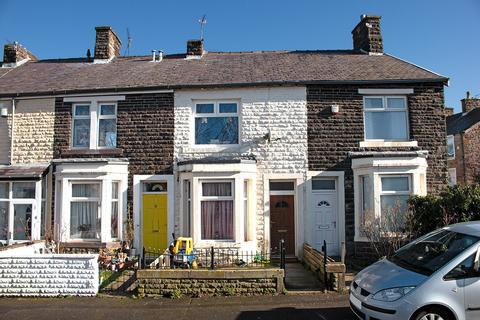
(187, 39, 204, 56)
(94, 26, 121, 61)
(352, 15, 383, 54)
(3, 43, 37, 66)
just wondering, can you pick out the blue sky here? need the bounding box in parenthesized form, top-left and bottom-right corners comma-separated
(1, 0, 478, 111)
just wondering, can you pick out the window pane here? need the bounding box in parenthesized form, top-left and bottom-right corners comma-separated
(365, 111, 408, 140)
(201, 200, 234, 240)
(111, 201, 118, 238)
(72, 184, 100, 198)
(361, 175, 373, 235)
(364, 97, 383, 109)
(219, 103, 237, 113)
(112, 182, 119, 199)
(312, 179, 335, 190)
(143, 182, 167, 192)
(387, 97, 406, 109)
(381, 195, 409, 229)
(269, 181, 295, 191)
(41, 201, 46, 238)
(196, 103, 214, 113)
(100, 104, 116, 115)
(0, 183, 8, 198)
(381, 177, 410, 192)
(195, 117, 239, 144)
(202, 182, 232, 197)
(73, 119, 90, 147)
(98, 119, 117, 147)
(14, 203, 32, 240)
(75, 105, 90, 116)
(12, 182, 35, 199)
(183, 180, 191, 237)
(447, 136, 455, 158)
(0, 202, 8, 240)
(70, 202, 100, 239)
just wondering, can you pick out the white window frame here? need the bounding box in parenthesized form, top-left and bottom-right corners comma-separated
(363, 95, 409, 142)
(69, 181, 102, 241)
(447, 135, 455, 159)
(72, 103, 91, 148)
(199, 179, 235, 241)
(111, 181, 120, 240)
(0, 180, 42, 245)
(192, 100, 240, 147)
(97, 103, 118, 149)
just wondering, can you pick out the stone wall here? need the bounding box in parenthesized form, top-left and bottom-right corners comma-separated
(307, 82, 447, 255)
(463, 123, 480, 184)
(0, 254, 98, 296)
(137, 269, 284, 297)
(12, 98, 55, 164)
(174, 87, 308, 252)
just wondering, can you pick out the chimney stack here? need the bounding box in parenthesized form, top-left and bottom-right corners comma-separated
(186, 39, 204, 57)
(94, 26, 121, 61)
(2, 42, 37, 67)
(352, 15, 383, 54)
(461, 91, 480, 113)
(444, 107, 454, 117)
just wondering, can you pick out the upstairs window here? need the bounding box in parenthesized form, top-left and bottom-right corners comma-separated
(447, 135, 455, 159)
(194, 102, 239, 145)
(72, 102, 117, 149)
(364, 96, 408, 141)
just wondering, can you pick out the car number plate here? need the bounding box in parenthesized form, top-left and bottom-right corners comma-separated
(350, 294, 362, 310)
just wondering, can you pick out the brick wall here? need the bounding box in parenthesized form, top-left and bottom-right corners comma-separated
(0, 254, 98, 296)
(53, 92, 174, 214)
(307, 82, 447, 254)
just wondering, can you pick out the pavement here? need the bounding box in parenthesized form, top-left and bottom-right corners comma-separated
(284, 262, 324, 291)
(0, 293, 355, 320)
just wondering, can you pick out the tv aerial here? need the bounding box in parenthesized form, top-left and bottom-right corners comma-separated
(124, 28, 132, 56)
(198, 15, 207, 40)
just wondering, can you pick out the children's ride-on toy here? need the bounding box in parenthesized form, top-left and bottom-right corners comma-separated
(169, 234, 195, 268)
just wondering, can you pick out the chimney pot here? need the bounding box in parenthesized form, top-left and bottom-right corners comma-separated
(187, 39, 204, 56)
(352, 15, 383, 54)
(94, 26, 121, 61)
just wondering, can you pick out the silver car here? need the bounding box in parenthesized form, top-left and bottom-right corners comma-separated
(350, 221, 480, 320)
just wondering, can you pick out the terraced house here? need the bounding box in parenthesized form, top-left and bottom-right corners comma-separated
(0, 15, 448, 260)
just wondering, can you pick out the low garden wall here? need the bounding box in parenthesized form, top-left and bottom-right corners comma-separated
(0, 244, 98, 296)
(303, 243, 345, 292)
(137, 269, 284, 297)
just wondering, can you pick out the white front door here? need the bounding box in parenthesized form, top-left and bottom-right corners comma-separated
(311, 178, 339, 256)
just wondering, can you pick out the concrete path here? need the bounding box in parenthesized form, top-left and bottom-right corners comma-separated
(284, 262, 324, 291)
(0, 293, 354, 320)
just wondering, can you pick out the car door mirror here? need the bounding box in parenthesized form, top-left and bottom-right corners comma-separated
(474, 246, 480, 272)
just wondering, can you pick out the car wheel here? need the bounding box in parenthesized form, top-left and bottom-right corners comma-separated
(414, 307, 453, 320)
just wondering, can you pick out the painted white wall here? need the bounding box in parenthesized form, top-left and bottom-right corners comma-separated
(174, 87, 308, 254)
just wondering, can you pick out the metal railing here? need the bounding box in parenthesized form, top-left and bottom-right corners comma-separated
(141, 240, 287, 270)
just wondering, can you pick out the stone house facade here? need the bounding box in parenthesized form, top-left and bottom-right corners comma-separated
(446, 94, 480, 186)
(0, 15, 448, 260)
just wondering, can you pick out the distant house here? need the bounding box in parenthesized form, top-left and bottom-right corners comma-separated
(0, 15, 448, 259)
(446, 92, 480, 186)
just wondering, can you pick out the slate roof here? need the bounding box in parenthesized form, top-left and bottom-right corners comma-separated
(447, 108, 480, 135)
(0, 50, 447, 97)
(0, 164, 49, 180)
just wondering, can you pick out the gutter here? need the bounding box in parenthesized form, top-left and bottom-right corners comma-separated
(0, 78, 449, 99)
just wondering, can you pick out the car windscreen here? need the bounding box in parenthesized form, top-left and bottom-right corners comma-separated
(388, 229, 480, 276)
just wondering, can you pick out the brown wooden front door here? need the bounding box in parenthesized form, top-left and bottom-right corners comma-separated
(270, 195, 295, 255)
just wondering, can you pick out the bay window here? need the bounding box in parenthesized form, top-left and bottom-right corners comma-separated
(200, 181, 234, 240)
(380, 176, 411, 230)
(364, 96, 408, 141)
(111, 182, 119, 238)
(194, 101, 239, 145)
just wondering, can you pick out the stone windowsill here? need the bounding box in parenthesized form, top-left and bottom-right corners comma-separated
(359, 141, 418, 148)
(61, 148, 124, 156)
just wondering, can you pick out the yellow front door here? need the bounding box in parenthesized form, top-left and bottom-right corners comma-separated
(142, 194, 168, 252)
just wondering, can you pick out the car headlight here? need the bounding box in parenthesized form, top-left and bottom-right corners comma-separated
(372, 286, 416, 302)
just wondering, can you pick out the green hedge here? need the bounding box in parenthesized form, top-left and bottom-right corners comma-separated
(408, 184, 480, 237)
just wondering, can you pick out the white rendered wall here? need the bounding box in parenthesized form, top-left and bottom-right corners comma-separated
(174, 87, 308, 253)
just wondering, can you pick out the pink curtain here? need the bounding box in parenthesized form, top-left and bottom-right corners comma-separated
(201, 200, 234, 240)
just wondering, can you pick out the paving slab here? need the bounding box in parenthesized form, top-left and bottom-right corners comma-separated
(284, 262, 324, 291)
